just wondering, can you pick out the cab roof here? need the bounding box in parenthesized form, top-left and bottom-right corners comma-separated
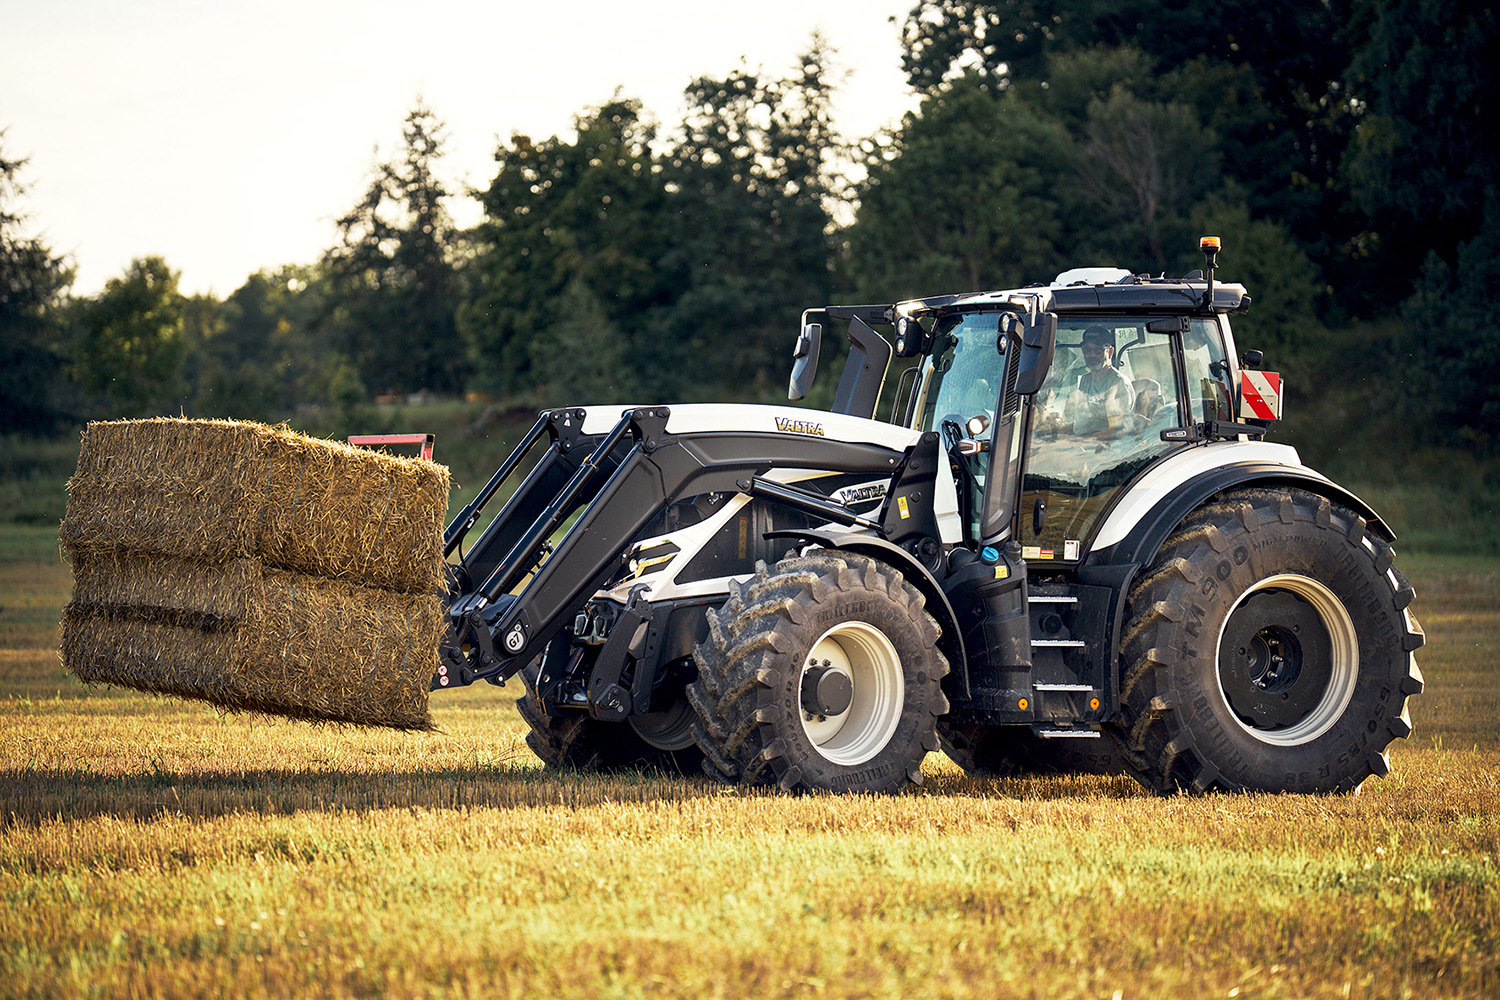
(826, 271, 1251, 326)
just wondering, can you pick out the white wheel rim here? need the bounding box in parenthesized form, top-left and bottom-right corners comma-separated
(799, 621, 904, 766)
(1215, 573, 1359, 746)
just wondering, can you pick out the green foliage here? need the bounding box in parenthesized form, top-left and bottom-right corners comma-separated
(0, 134, 75, 434)
(462, 97, 667, 398)
(322, 102, 467, 396)
(1344, 0, 1500, 267)
(651, 42, 844, 398)
(1394, 192, 1500, 454)
(67, 256, 188, 415)
(850, 75, 1063, 301)
(529, 278, 638, 404)
(1190, 193, 1321, 369)
(464, 42, 843, 403)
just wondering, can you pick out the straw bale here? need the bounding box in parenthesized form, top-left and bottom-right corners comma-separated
(69, 549, 260, 627)
(61, 419, 269, 561)
(254, 430, 450, 593)
(62, 567, 443, 730)
(61, 417, 450, 594)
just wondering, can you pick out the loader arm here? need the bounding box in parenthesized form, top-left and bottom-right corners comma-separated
(437, 404, 941, 690)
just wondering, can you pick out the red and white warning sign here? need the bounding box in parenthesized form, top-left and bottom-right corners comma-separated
(1239, 370, 1283, 421)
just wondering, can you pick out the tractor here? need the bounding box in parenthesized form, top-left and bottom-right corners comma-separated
(434, 237, 1424, 795)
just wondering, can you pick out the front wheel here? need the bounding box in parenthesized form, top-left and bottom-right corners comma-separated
(1108, 488, 1424, 794)
(516, 658, 704, 775)
(688, 550, 949, 793)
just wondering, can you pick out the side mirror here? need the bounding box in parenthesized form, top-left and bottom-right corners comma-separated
(1013, 311, 1057, 396)
(788, 321, 822, 401)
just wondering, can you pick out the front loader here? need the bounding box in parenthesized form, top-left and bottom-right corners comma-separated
(434, 238, 1424, 795)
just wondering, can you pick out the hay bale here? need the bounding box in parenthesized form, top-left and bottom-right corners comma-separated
(62, 560, 443, 730)
(61, 417, 450, 594)
(69, 549, 260, 627)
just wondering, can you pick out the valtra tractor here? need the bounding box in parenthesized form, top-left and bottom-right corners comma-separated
(431, 237, 1424, 795)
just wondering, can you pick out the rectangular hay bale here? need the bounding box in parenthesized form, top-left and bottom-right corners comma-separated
(61, 562, 443, 730)
(69, 549, 260, 627)
(61, 417, 450, 594)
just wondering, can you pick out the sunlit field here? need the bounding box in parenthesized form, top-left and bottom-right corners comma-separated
(1, 527, 1495, 999)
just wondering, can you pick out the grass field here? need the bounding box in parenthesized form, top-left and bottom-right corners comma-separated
(1, 525, 1496, 999)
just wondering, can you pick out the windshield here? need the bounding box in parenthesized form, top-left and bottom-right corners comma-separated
(916, 313, 1003, 435)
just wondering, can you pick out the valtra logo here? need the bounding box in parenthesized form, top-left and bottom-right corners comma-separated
(774, 416, 825, 437)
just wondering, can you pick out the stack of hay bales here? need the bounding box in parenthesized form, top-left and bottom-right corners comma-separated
(60, 417, 452, 730)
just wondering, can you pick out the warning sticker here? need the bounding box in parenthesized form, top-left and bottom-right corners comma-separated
(1239, 370, 1283, 421)
(897, 495, 910, 519)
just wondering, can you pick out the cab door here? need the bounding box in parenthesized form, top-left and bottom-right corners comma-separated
(1018, 318, 1225, 563)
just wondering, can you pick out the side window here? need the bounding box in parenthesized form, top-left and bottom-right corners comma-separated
(1020, 321, 1183, 561)
(1182, 318, 1232, 422)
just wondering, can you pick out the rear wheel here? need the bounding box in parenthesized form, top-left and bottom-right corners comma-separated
(517, 658, 705, 775)
(1109, 488, 1424, 794)
(689, 550, 949, 793)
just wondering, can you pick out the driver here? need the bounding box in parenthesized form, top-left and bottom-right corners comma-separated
(1064, 325, 1135, 438)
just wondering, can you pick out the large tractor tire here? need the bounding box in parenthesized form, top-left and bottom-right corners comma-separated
(688, 550, 949, 793)
(938, 721, 1127, 777)
(1108, 487, 1424, 795)
(516, 658, 704, 775)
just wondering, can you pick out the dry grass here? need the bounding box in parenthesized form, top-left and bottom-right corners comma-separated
(0, 539, 1495, 999)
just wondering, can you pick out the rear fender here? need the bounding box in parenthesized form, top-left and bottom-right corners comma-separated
(1087, 449, 1394, 571)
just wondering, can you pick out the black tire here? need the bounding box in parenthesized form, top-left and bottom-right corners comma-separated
(688, 550, 950, 793)
(938, 722, 1127, 776)
(1108, 487, 1425, 795)
(516, 658, 705, 775)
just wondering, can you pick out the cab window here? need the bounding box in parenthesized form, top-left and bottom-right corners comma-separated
(915, 313, 1005, 541)
(1020, 319, 1184, 560)
(1183, 317, 1232, 422)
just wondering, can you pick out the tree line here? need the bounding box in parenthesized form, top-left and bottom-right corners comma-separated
(2, 1, 1496, 454)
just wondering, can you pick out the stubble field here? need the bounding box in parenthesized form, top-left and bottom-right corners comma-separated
(0, 525, 1495, 999)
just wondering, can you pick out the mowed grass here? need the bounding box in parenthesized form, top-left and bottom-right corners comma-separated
(1, 532, 1496, 999)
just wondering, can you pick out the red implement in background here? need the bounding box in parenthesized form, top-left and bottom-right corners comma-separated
(347, 433, 436, 461)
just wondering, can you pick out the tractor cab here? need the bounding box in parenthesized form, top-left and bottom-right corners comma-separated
(796, 237, 1268, 573)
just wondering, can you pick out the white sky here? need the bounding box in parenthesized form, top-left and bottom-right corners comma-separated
(1, 0, 920, 298)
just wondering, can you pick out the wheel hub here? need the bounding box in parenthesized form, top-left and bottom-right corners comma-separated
(1216, 577, 1358, 745)
(801, 664, 854, 717)
(798, 621, 904, 766)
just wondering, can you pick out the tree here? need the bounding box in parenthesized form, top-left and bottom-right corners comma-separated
(70, 256, 187, 414)
(652, 40, 845, 397)
(1394, 191, 1500, 454)
(177, 265, 359, 420)
(897, 2, 1362, 287)
(0, 132, 75, 432)
(1190, 193, 1321, 368)
(1343, 0, 1500, 283)
(322, 101, 467, 396)
(849, 73, 1064, 300)
(461, 97, 668, 397)
(1072, 87, 1220, 270)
